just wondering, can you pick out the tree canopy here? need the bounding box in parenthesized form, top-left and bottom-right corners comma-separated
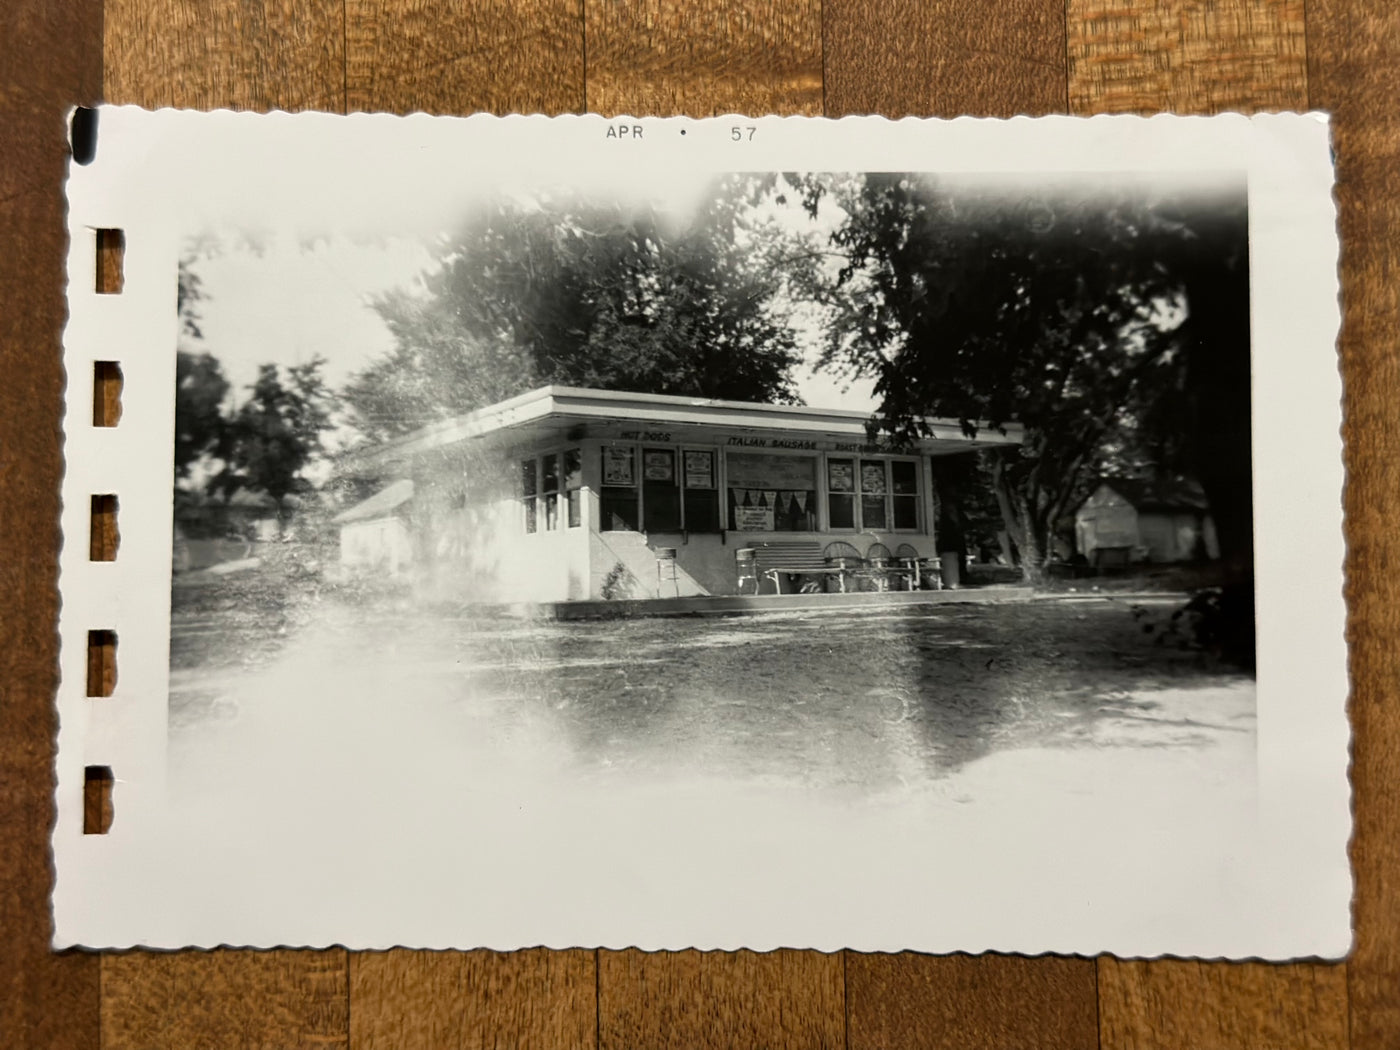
(213, 359, 336, 519)
(792, 172, 1251, 581)
(342, 181, 804, 440)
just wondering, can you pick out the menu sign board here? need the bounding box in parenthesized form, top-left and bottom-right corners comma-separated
(684, 450, 714, 489)
(828, 460, 854, 492)
(861, 462, 888, 494)
(603, 446, 635, 486)
(734, 506, 774, 531)
(644, 449, 675, 482)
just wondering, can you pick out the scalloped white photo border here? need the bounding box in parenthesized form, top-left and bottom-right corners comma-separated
(54, 109, 1349, 955)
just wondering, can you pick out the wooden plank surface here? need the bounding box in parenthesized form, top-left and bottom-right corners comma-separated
(104, 0, 346, 112)
(824, 0, 1068, 118)
(349, 949, 596, 1049)
(822, 7, 1097, 1049)
(1066, 0, 1308, 114)
(337, 5, 590, 1043)
(1065, 3, 1352, 1046)
(0, 0, 1388, 1047)
(0, 2, 104, 1047)
(1098, 960, 1350, 1050)
(847, 953, 1099, 1050)
(1305, 2, 1400, 1048)
(585, 0, 823, 117)
(597, 949, 844, 1050)
(102, 951, 348, 1049)
(98, 8, 353, 1047)
(585, 6, 838, 1045)
(345, 0, 585, 115)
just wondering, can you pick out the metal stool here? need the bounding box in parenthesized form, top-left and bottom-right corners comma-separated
(656, 547, 680, 597)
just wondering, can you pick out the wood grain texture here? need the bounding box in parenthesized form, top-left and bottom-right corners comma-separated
(1067, 0, 1309, 114)
(0, 2, 1376, 1048)
(92, 361, 123, 427)
(349, 949, 595, 1049)
(100, 8, 352, 1048)
(95, 228, 124, 293)
(0, 0, 103, 1046)
(585, 0, 822, 117)
(1098, 960, 1350, 1049)
(1065, 4, 1347, 1048)
(1306, 2, 1400, 1048)
(346, 0, 584, 115)
(1063, 0, 1348, 1040)
(823, 9, 1094, 1050)
(86, 629, 116, 697)
(104, 0, 346, 111)
(102, 951, 348, 1049)
(337, 6, 590, 1046)
(823, 0, 1067, 118)
(90, 494, 118, 562)
(82, 766, 115, 835)
(847, 953, 1098, 1050)
(585, 7, 835, 1047)
(597, 949, 844, 1050)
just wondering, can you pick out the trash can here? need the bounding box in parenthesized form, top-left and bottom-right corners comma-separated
(735, 548, 758, 594)
(656, 547, 679, 597)
(939, 550, 962, 589)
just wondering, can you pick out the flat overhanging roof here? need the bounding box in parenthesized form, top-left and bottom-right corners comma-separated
(341, 385, 1024, 474)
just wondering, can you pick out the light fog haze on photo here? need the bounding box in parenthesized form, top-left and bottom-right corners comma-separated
(167, 166, 1260, 950)
(53, 110, 1349, 954)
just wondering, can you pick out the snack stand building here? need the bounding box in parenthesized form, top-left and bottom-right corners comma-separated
(336, 386, 1022, 603)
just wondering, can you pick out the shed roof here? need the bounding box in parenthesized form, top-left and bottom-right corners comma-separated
(1087, 477, 1211, 512)
(333, 479, 414, 524)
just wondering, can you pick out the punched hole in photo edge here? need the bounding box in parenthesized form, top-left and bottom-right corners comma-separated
(86, 629, 116, 697)
(83, 766, 114, 834)
(90, 494, 118, 561)
(70, 107, 97, 166)
(92, 360, 122, 426)
(96, 229, 125, 294)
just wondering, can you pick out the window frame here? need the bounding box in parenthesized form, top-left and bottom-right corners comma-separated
(823, 453, 923, 534)
(600, 442, 722, 534)
(724, 447, 822, 534)
(521, 446, 583, 534)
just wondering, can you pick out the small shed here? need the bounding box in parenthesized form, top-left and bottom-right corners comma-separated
(333, 479, 415, 575)
(1074, 479, 1220, 566)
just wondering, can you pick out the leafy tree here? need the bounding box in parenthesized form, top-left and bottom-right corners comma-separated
(216, 358, 336, 529)
(174, 351, 231, 479)
(174, 255, 233, 482)
(343, 182, 803, 440)
(797, 172, 1249, 585)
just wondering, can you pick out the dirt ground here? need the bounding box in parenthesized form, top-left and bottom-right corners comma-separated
(169, 587, 1254, 793)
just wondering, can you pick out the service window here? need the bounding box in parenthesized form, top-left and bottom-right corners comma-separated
(828, 457, 920, 532)
(860, 459, 889, 530)
(521, 459, 538, 534)
(564, 448, 582, 528)
(642, 448, 682, 532)
(891, 460, 920, 529)
(827, 458, 856, 530)
(541, 453, 560, 530)
(727, 452, 818, 532)
(600, 445, 639, 531)
(682, 449, 721, 532)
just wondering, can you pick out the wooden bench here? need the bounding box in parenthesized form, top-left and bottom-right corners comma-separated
(743, 540, 927, 593)
(751, 540, 845, 592)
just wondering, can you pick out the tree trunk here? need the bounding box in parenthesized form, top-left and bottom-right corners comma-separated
(1016, 492, 1046, 587)
(988, 456, 1045, 587)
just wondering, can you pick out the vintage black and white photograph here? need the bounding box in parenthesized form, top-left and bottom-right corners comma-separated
(55, 110, 1348, 954)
